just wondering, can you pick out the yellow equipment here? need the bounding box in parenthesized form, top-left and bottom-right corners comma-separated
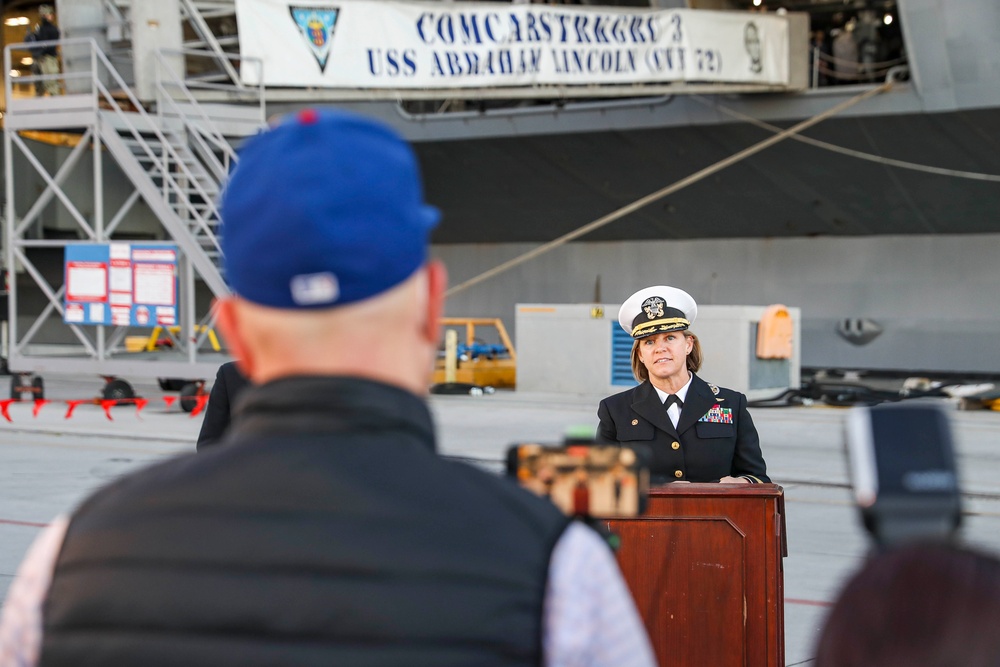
(433, 318, 516, 389)
(124, 325, 222, 353)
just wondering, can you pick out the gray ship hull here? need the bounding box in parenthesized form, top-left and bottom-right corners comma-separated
(314, 81, 1000, 375)
(406, 100, 1000, 244)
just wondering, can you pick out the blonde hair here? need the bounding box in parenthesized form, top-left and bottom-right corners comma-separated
(630, 331, 702, 382)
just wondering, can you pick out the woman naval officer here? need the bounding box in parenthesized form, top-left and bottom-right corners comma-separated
(597, 286, 769, 486)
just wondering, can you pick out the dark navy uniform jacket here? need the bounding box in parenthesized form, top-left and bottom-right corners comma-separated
(597, 373, 769, 485)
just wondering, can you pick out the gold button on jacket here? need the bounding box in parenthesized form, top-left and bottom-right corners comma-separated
(674, 470, 683, 478)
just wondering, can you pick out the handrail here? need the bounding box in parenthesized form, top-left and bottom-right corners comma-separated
(87, 44, 223, 249)
(167, 46, 265, 109)
(154, 46, 265, 177)
(154, 50, 236, 181)
(810, 45, 909, 86)
(4, 37, 226, 285)
(7, 39, 225, 244)
(179, 0, 243, 89)
(101, 0, 129, 40)
(5, 37, 67, 100)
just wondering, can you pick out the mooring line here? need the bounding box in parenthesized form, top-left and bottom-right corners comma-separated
(445, 82, 893, 298)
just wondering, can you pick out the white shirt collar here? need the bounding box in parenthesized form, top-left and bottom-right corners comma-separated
(651, 372, 693, 404)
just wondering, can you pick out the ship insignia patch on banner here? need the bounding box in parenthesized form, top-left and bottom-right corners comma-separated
(289, 6, 339, 73)
(699, 405, 733, 424)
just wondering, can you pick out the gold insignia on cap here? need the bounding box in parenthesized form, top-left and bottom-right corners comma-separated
(641, 296, 665, 320)
(631, 317, 690, 338)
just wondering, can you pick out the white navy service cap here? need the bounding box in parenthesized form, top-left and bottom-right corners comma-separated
(618, 285, 698, 339)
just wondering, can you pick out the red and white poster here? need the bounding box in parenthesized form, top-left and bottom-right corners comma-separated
(66, 261, 108, 302)
(133, 263, 176, 307)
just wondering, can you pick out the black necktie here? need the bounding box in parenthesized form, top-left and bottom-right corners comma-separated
(664, 394, 683, 409)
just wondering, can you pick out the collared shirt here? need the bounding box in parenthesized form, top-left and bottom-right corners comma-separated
(0, 516, 68, 667)
(652, 372, 694, 428)
(0, 520, 655, 667)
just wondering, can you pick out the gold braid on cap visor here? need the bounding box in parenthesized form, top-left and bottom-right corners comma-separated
(632, 317, 690, 338)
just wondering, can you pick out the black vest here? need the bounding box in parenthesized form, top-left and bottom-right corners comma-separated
(41, 377, 569, 667)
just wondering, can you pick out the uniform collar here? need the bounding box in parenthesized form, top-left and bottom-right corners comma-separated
(651, 372, 693, 405)
(633, 373, 720, 436)
(631, 381, 678, 438)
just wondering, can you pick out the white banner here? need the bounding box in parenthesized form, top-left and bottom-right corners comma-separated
(235, 0, 790, 89)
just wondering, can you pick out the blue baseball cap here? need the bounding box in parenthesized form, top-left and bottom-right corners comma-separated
(220, 109, 440, 309)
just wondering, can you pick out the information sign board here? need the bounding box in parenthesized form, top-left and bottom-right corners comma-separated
(64, 244, 179, 328)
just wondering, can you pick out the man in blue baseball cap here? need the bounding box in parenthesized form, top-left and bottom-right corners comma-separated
(0, 109, 654, 667)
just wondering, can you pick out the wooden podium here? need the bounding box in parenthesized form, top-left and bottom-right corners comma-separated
(607, 484, 787, 667)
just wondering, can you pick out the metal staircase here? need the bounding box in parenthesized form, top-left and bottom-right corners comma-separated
(3, 29, 263, 379)
(116, 126, 223, 263)
(179, 0, 241, 86)
(98, 111, 226, 296)
(103, 0, 244, 96)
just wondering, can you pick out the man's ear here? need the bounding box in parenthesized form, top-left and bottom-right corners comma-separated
(213, 297, 255, 379)
(423, 260, 447, 344)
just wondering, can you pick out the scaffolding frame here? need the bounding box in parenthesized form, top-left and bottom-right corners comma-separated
(3, 36, 262, 381)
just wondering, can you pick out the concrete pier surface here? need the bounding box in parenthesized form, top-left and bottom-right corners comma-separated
(2, 373, 1000, 666)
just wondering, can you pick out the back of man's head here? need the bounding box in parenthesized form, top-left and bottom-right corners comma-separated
(216, 109, 445, 390)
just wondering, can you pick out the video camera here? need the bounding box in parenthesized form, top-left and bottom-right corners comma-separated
(506, 438, 651, 519)
(844, 403, 962, 548)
